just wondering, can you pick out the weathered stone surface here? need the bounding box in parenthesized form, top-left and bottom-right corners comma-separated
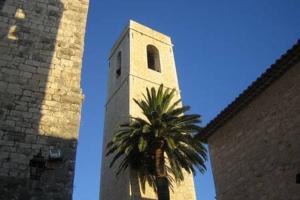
(101, 20, 196, 200)
(208, 64, 300, 200)
(0, 0, 89, 199)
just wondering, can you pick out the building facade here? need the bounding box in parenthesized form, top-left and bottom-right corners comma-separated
(0, 0, 89, 199)
(100, 20, 197, 200)
(200, 39, 300, 199)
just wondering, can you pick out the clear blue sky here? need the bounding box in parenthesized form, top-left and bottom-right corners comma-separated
(73, 0, 300, 199)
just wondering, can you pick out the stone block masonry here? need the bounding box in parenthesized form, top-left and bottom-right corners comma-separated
(0, 0, 89, 199)
(100, 20, 197, 200)
(207, 54, 300, 199)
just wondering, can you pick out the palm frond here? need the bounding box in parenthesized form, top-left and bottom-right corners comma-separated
(106, 84, 207, 196)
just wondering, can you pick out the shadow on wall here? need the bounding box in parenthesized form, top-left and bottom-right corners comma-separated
(0, 0, 77, 199)
(0, 137, 77, 200)
(130, 170, 157, 200)
(0, 0, 63, 138)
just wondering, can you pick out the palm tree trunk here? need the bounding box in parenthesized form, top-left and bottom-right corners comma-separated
(154, 142, 170, 200)
(156, 176, 169, 200)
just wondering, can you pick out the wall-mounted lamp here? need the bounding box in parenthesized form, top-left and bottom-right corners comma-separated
(29, 147, 63, 180)
(48, 147, 62, 161)
(29, 149, 46, 180)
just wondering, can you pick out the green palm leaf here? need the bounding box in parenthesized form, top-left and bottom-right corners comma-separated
(106, 84, 207, 200)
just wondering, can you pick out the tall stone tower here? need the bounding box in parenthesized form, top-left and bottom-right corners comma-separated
(0, 0, 89, 199)
(101, 20, 196, 200)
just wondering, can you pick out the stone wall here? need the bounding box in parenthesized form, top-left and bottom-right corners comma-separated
(101, 20, 197, 200)
(100, 21, 132, 200)
(208, 63, 300, 200)
(0, 0, 89, 199)
(129, 22, 196, 199)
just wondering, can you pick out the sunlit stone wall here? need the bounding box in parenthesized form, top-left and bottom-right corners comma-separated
(209, 64, 300, 200)
(0, 0, 89, 199)
(101, 20, 197, 200)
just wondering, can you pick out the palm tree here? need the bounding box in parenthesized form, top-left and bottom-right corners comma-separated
(106, 84, 207, 200)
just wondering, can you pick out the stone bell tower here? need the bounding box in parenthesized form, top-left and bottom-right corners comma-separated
(0, 0, 89, 199)
(101, 20, 196, 200)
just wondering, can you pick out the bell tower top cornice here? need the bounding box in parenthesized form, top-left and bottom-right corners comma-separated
(110, 20, 173, 58)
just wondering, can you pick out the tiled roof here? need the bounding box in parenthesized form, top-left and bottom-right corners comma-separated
(198, 38, 300, 140)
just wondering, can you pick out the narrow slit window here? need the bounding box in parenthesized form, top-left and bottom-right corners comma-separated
(116, 51, 121, 78)
(0, 0, 6, 10)
(147, 45, 161, 72)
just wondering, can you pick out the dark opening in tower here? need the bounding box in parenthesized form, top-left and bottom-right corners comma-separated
(116, 51, 121, 77)
(0, 0, 6, 10)
(147, 45, 161, 72)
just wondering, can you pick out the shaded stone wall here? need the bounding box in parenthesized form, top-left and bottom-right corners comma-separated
(208, 64, 300, 200)
(0, 0, 89, 199)
(100, 26, 131, 200)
